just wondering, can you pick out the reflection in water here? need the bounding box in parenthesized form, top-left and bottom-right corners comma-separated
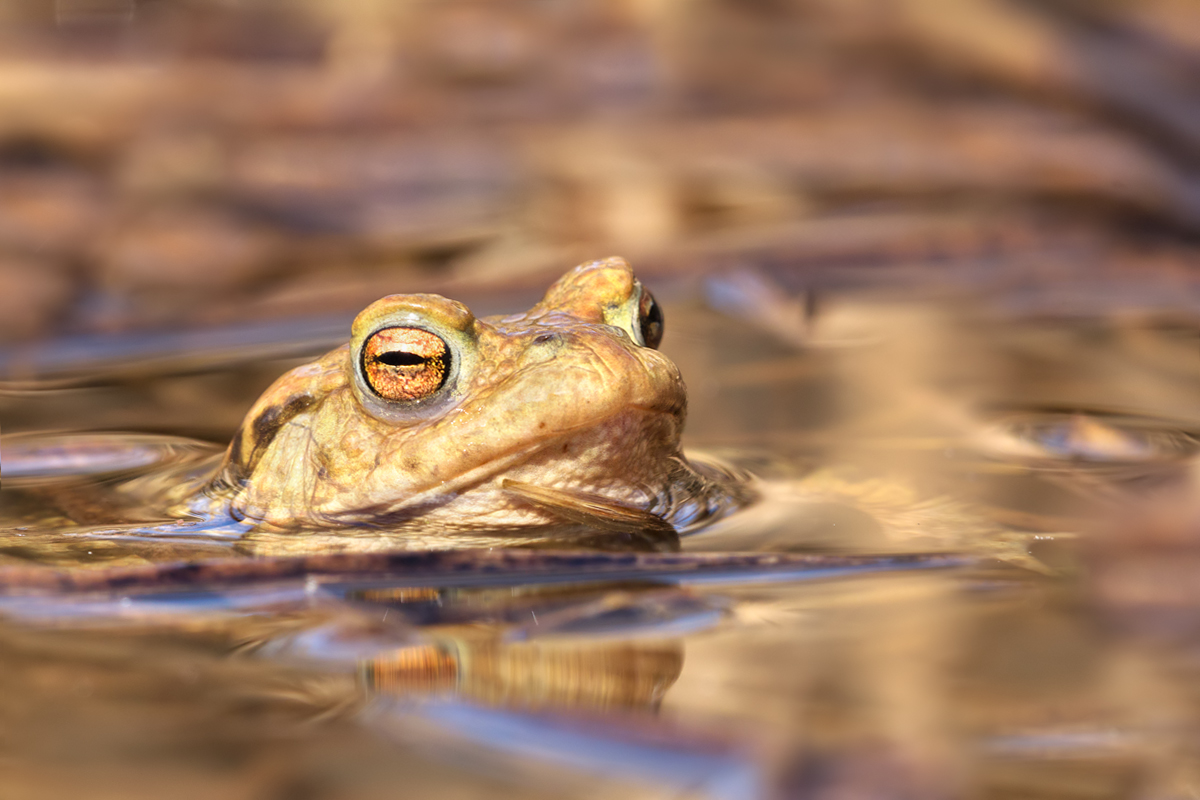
(351, 585, 693, 712)
(366, 638, 683, 710)
(244, 584, 697, 712)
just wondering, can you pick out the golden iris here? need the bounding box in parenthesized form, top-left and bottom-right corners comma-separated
(362, 327, 450, 401)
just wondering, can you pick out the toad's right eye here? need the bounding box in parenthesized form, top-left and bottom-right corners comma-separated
(637, 288, 664, 349)
(361, 327, 450, 402)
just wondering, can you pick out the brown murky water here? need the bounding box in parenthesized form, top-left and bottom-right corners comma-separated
(3, 280, 1198, 800)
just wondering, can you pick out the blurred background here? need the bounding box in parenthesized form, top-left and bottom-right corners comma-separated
(0, 0, 1196, 346)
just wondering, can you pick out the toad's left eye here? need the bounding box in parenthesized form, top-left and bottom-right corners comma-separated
(362, 327, 450, 401)
(638, 289, 664, 349)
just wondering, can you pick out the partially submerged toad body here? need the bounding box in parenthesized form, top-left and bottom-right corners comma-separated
(3, 258, 1002, 569)
(195, 258, 745, 540)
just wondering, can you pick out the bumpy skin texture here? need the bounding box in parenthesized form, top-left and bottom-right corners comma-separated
(209, 258, 699, 531)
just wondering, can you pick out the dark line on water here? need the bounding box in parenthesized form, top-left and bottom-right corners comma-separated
(0, 550, 974, 596)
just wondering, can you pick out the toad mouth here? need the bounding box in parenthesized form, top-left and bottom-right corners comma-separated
(316, 408, 682, 529)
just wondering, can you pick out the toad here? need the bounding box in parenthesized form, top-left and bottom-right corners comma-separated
(198, 258, 745, 538)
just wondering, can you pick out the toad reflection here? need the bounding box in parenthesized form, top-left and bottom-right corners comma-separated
(258, 583, 712, 711)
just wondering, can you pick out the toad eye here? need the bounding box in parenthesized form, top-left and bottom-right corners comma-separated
(361, 327, 450, 401)
(638, 288, 664, 349)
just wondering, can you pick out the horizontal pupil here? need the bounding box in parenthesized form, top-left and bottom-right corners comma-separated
(376, 351, 432, 368)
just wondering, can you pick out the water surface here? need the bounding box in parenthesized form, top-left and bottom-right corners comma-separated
(2, 282, 1198, 800)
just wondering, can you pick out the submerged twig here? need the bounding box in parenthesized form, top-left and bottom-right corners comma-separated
(0, 548, 974, 597)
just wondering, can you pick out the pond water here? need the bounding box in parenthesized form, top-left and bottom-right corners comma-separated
(1, 277, 1199, 800)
